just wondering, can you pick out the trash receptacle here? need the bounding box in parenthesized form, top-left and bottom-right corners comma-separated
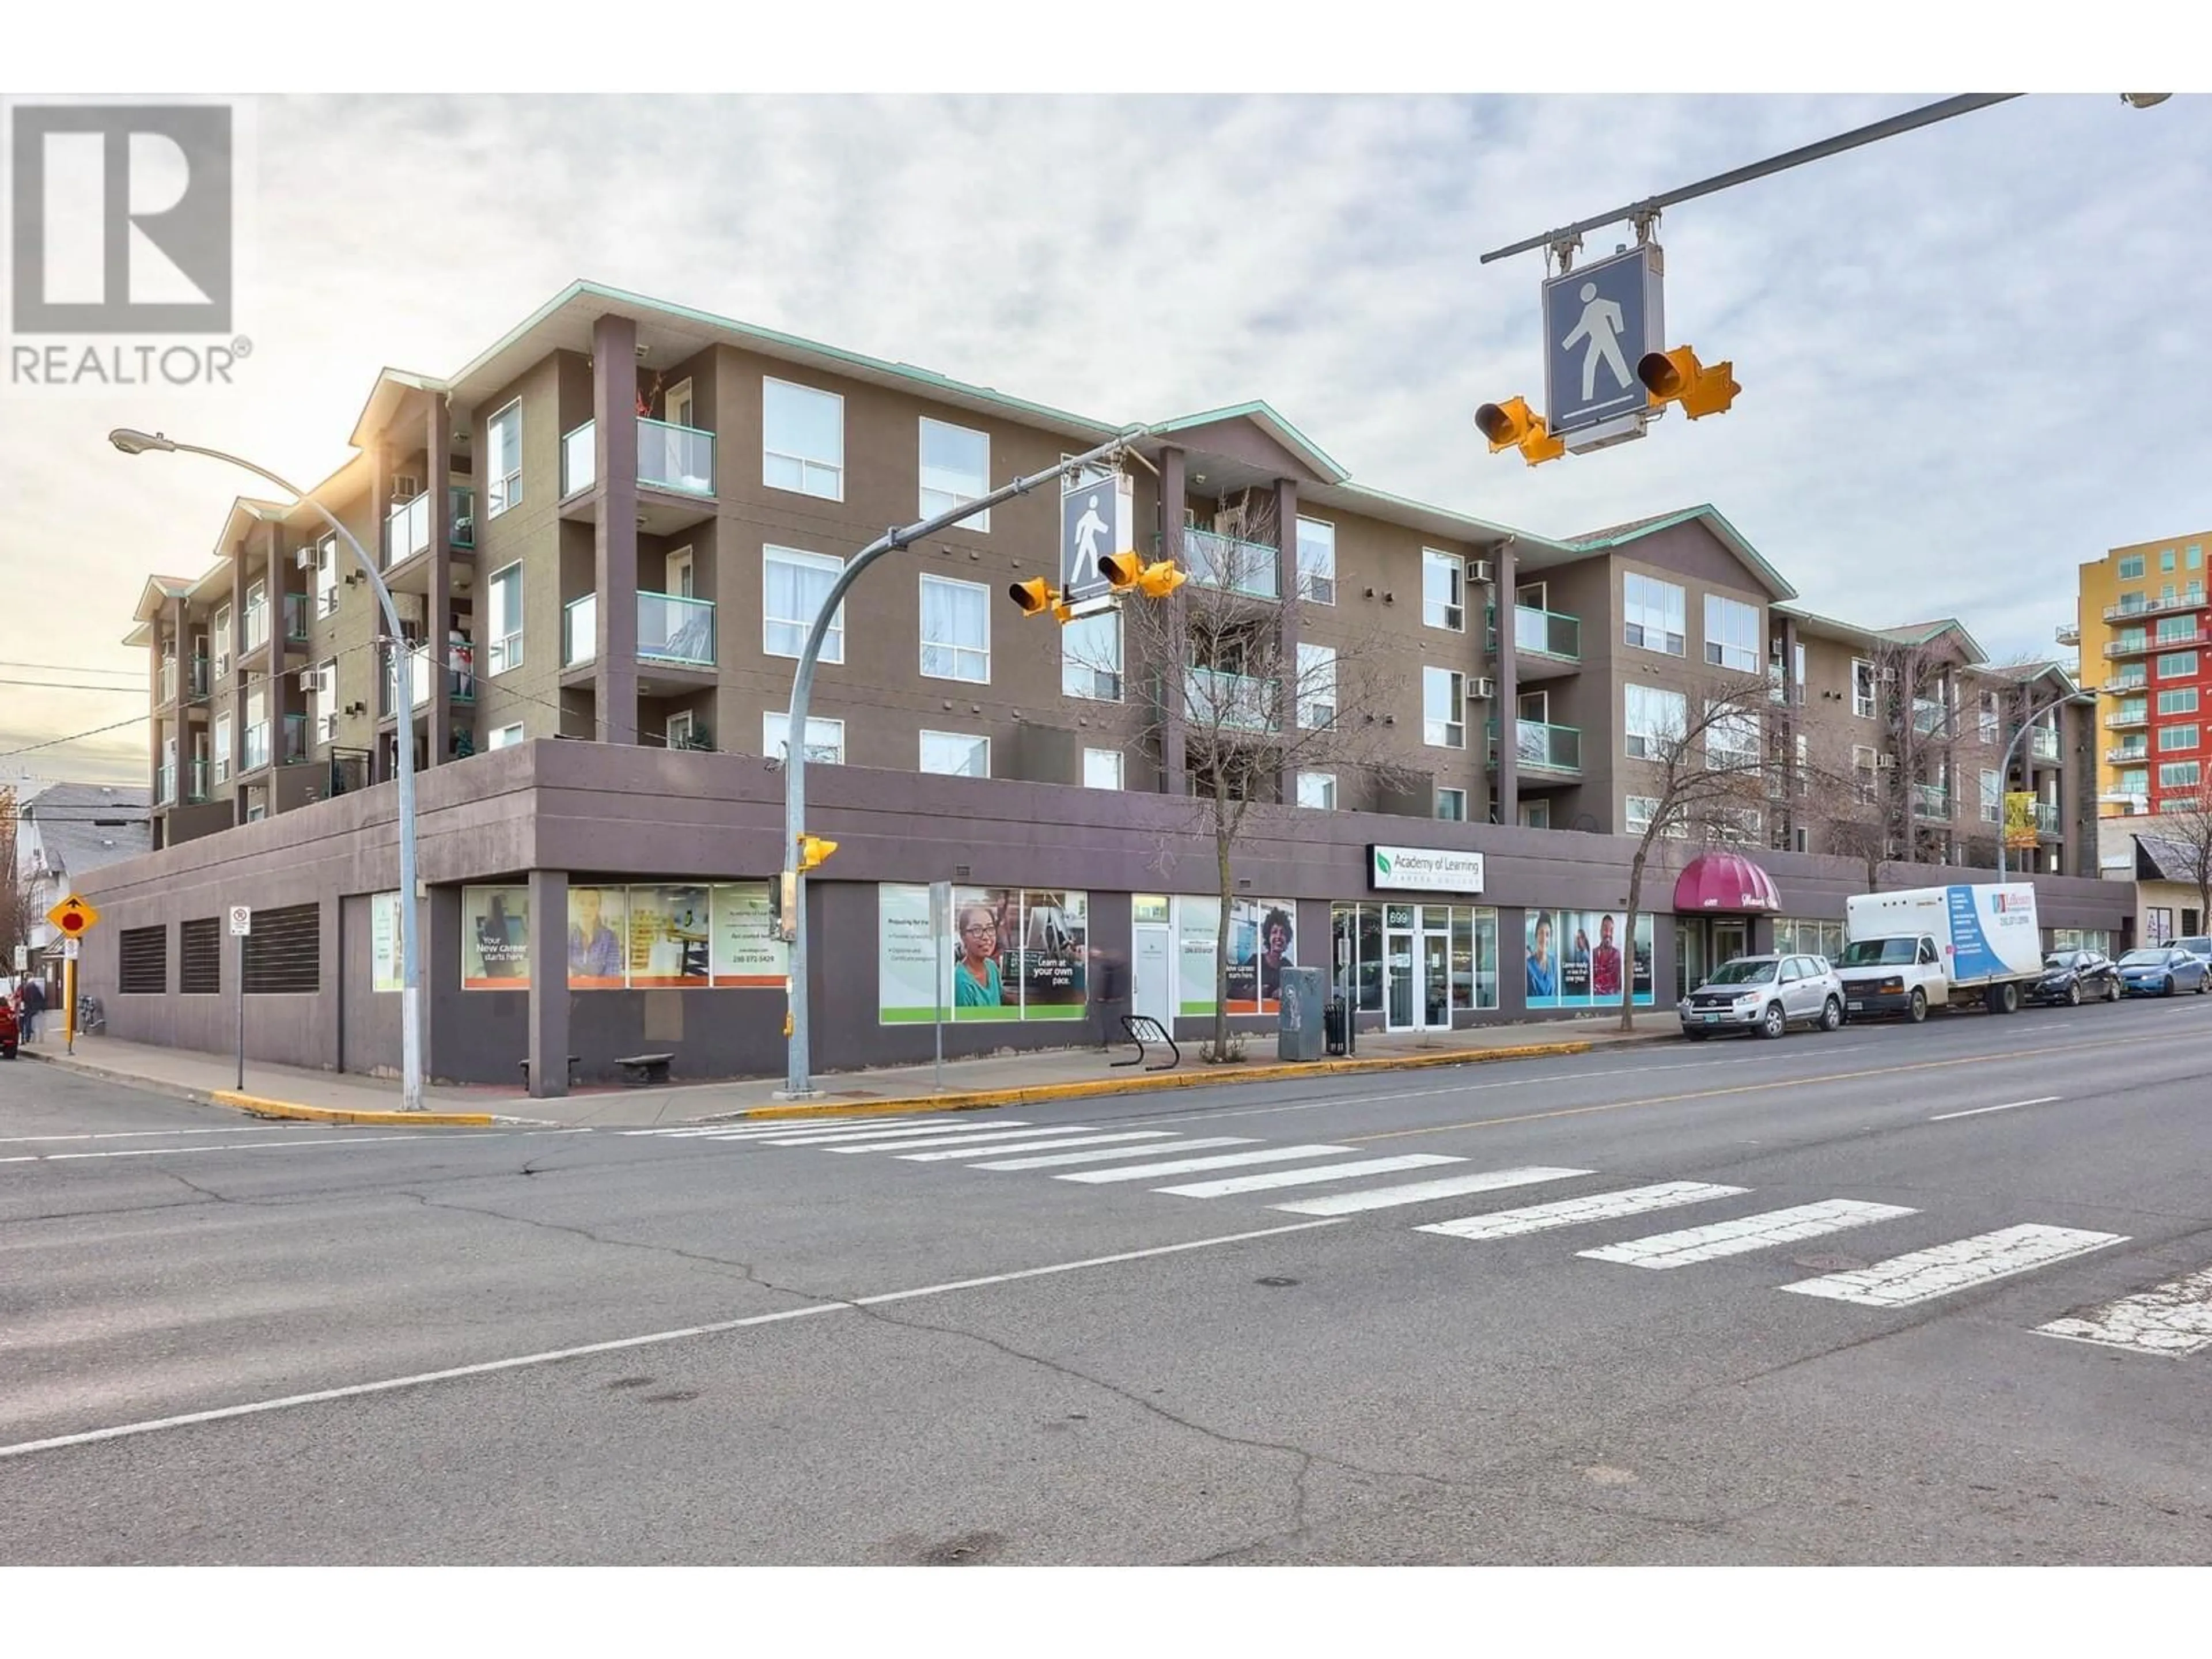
(1324, 999, 1348, 1057)
(1277, 966, 1325, 1062)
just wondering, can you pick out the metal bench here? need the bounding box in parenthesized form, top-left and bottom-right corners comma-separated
(613, 1051, 676, 1086)
(1111, 1014, 1180, 1073)
(519, 1054, 581, 1088)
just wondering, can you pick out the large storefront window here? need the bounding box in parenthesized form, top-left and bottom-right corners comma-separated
(879, 885, 1090, 1023)
(1774, 917, 1846, 963)
(1525, 909, 1655, 1009)
(460, 882, 785, 991)
(2050, 927, 2115, 955)
(1332, 902, 1498, 1028)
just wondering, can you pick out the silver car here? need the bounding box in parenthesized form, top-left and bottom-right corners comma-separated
(1679, 953, 1847, 1040)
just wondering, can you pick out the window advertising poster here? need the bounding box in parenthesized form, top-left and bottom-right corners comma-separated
(627, 884, 711, 988)
(567, 885, 628, 989)
(371, 891, 402, 993)
(463, 886, 529, 990)
(1009, 889, 1088, 1020)
(878, 885, 1090, 1024)
(1525, 908, 1654, 1008)
(711, 882, 785, 987)
(1173, 895, 1294, 1016)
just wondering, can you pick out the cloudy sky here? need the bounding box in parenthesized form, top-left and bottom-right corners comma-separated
(3, 88, 2205, 783)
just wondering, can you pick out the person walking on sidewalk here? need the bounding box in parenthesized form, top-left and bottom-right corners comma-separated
(18, 975, 44, 1043)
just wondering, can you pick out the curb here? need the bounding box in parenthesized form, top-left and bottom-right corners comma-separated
(20, 1049, 499, 1128)
(709, 1037, 1612, 1123)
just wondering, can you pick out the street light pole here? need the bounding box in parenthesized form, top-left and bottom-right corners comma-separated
(109, 428, 427, 1113)
(1998, 691, 2093, 882)
(778, 425, 1152, 1099)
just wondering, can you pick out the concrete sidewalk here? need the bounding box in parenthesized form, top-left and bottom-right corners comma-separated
(20, 1016, 1680, 1130)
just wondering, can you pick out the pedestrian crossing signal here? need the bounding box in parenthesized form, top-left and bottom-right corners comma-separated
(1473, 396, 1565, 466)
(1008, 577, 1074, 622)
(1636, 345, 1739, 420)
(1099, 551, 1186, 599)
(796, 834, 838, 873)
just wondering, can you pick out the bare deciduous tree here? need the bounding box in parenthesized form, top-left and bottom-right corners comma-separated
(2160, 784, 2212, 931)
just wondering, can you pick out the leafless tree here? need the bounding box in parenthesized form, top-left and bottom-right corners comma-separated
(1074, 494, 1410, 1059)
(2160, 784, 2212, 932)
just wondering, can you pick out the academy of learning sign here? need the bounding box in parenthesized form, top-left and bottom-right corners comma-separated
(1369, 844, 1484, 895)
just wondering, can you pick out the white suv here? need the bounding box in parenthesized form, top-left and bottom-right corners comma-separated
(1679, 953, 1847, 1041)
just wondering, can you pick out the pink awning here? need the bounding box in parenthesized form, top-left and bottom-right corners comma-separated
(1672, 850, 1783, 913)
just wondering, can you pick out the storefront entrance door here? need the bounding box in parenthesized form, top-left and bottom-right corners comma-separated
(1385, 930, 1416, 1029)
(1132, 923, 1173, 1031)
(1422, 933, 1453, 1030)
(1714, 919, 1749, 967)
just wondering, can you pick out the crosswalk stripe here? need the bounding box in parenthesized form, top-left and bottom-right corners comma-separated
(1271, 1166, 1592, 1217)
(1416, 1181, 1745, 1241)
(824, 1125, 1104, 1154)
(969, 1137, 1258, 1172)
(761, 1120, 1035, 1146)
(2037, 1267, 2212, 1357)
(1152, 1154, 1465, 1199)
(1058, 1146, 1360, 1185)
(681, 1122, 883, 1139)
(624, 1124, 851, 1138)
(1780, 1224, 2127, 1308)
(1577, 1199, 1918, 1269)
(898, 1131, 1179, 1162)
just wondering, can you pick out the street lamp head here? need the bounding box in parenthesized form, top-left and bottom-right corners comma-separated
(108, 428, 177, 456)
(2120, 94, 2172, 109)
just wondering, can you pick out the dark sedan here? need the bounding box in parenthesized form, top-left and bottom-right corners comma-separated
(2026, 949, 2122, 1007)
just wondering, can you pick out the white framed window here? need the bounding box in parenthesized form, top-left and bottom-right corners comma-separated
(486, 401, 521, 517)
(2160, 761, 2202, 790)
(486, 562, 524, 676)
(1062, 610, 1122, 701)
(213, 714, 233, 784)
(212, 603, 232, 679)
(1520, 801, 1551, 830)
(314, 536, 339, 618)
(1624, 684, 1687, 759)
(1703, 594, 1760, 673)
(1706, 706, 1759, 769)
(243, 579, 268, 650)
(1082, 747, 1123, 790)
(2160, 724, 2199, 752)
(1623, 573, 1685, 656)
(1422, 548, 1465, 631)
(1852, 658, 1877, 719)
(1423, 666, 1466, 749)
(919, 574, 990, 683)
(1711, 806, 1762, 845)
(488, 722, 525, 751)
(2118, 553, 2146, 581)
(2158, 652, 2199, 679)
(764, 546, 846, 664)
(312, 658, 337, 745)
(666, 710, 699, 749)
(1979, 690, 2000, 743)
(763, 377, 844, 501)
(1298, 642, 1338, 729)
(1435, 788, 1467, 822)
(1296, 516, 1336, 604)
(1624, 794, 1688, 839)
(920, 730, 990, 778)
(764, 712, 845, 766)
(2158, 688, 2199, 716)
(1980, 768, 2001, 823)
(918, 418, 990, 530)
(1297, 771, 1336, 810)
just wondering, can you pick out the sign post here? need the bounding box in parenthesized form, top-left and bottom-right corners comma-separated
(46, 894, 100, 1055)
(929, 880, 952, 1093)
(1541, 243, 1665, 453)
(229, 905, 252, 1090)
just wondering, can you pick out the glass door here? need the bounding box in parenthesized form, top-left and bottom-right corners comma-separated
(1421, 932, 1452, 1029)
(1386, 930, 1416, 1029)
(1677, 923, 1706, 996)
(1714, 919, 1749, 968)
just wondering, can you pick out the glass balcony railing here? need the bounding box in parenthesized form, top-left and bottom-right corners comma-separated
(243, 722, 270, 772)
(1912, 699, 1948, 736)
(185, 757, 209, 802)
(185, 656, 209, 700)
(450, 486, 476, 550)
(1514, 605, 1581, 661)
(2105, 741, 2149, 764)
(156, 764, 176, 806)
(563, 421, 596, 498)
(385, 491, 430, 566)
(2033, 800, 2061, 835)
(1488, 719, 1582, 774)
(639, 592, 715, 666)
(638, 418, 715, 496)
(564, 593, 597, 668)
(244, 602, 269, 652)
(1180, 528, 1280, 600)
(1912, 781, 1951, 818)
(284, 592, 310, 644)
(409, 639, 477, 708)
(159, 657, 178, 704)
(281, 712, 308, 766)
(2028, 726, 2061, 762)
(1184, 667, 1279, 734)
(2104, 590, 2204, 623)
(2055, 623, 2081, 647)
(2106, 707, 2149, 729)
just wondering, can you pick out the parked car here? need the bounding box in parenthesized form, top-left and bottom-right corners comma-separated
(2026, 949, 2122, 1007)
(2116, 946, 2210, 998)
(2172, 935, 2212, 969)
(1679, 953, 1846, 1040)
(0, 999, 16, 1060)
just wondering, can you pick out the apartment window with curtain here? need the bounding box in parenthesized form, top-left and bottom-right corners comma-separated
(244, 580, 268, 650)
(763, 546, 846, 663)
(212, 603, 232, 679)
(486, 562, 523, 675)
(1703, 594, 1760, 672)
(1423, 666, 1466, 749)
(919, 730, 990, 778)
(764, 713, 845, 766)
(1980, 768, 2001, 822)
(313, 658, 337, 744)
(1062, 611, 1122, 701)
(1297, 771, 1336, 810)
(213, 714, 233, 784)
(1706, 706, 1760, 768)
(763, 378, 844, 501)
(1082, 748, 1122, 790)
(918, 418, 990, 529)
(486, 402, 521, 517)
(1422, 549, 1465, 631)
(314, 536, 339, 617)
(1296, 517, 1336, 604)
(489, 722, 525, 751)
(1623, 573, 1686, 656)
(919, 574, 990, 683)
(1435, 788, 1467, 821)
(1625, 684, 1687, 759)
(1298, 642, 1337, 729)
(1852, 659, 1877, 719)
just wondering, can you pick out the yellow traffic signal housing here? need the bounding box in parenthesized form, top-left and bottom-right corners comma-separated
(1009, 577, 1058, 615)
(1637, 346, 1740, 420)
(796, 833, 838, 872)
(1097, 550, 1145, 590)
(1135, 559, 1187, 599)
(1472, 396, 1565, 465)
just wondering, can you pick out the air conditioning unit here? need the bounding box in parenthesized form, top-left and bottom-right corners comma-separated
(1471, 559, 1494, 584)
(391, 474, 422, 500)
(1876, 753, 1897, 768)
(1878, 666, 1898, 683)
(1473, 676, 1497, 700)
(294, 545, 314, 570)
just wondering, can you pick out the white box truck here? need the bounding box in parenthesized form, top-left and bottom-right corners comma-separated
(1835, 883, 2044, 1022)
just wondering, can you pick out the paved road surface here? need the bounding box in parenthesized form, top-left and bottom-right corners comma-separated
(5, 999, 2210, 1564)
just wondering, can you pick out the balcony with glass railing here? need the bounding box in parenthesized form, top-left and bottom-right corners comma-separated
(1487, 719, 1582, 776)
(639, 592, 715, 666)
(560, 418, 718, 501)
(158, 654, 178, 705)
(281, 712, 308, 766)
(385, 490, 430, 567)
(563, 593, 597, 669)
(2032, 800, 2061, 835)
(1912, 781, 1952, 819)
(156, 763, 176, 806)
(1184, 667, 1279, 734)
(1514, 604, 1581, 662)
(2106, 706, 2149, 729)
(283, 591, 310, 645)
(2106, 740, 2150, 764)
(408, 639, 478, 710)
(2055, 622, 2081, 647)
(1912, 698, 1949, 736)
(2104, 589, 2206, 623)
(185, 757, 209, 802)
(2100, 630, 2209, 658)
(243, 721, 271, 772)
(1179, 528, 1281, 600)
(450, 486, 476, 550)
(2028, 725, 2061, 762)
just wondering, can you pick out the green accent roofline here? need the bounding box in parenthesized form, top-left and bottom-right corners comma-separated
(1568, 503, 1799, 603)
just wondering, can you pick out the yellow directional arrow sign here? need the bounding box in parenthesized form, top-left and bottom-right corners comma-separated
(46, 893, 100, 937)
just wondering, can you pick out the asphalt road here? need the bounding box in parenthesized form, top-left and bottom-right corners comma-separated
(5, 995, 2211, 1565)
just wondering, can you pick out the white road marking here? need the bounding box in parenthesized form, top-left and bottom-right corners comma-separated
(0, 1126, 296, 1145)
(1416, 1181, 1745, 1241)
(762, 1120, 1036, 1146)
(969, 1137, 1258, 1172)
(0, 1129, 588, 1166)
(898, 1131, 1178, 1162)
(2038, 1267, 2212, 1357)
(1134, 1059, 1769, 1127)
(623, 1124, 865, 1138)
(1272, 1166, 1593, 1217)
(1781, 1224, 2127, 1308)
(824, 1125, 1104, 1154)
(1152, 1153, 1464, 1198)
(0, 1217, 1346, 1463)
(1058, 1145, 1359, 1184)
(1929, 1096, 2061, 1122)
(1577, 1199, 1919, 1269)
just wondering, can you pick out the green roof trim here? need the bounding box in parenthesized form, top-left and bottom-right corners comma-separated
(1567, 503, 1798, 602)
(1148, 400, 1349, 482)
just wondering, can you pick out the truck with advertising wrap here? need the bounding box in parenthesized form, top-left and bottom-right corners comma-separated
(1835, 883, 2043, 1022)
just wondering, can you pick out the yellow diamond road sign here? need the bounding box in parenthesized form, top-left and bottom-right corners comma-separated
(47, 894, 100, 936)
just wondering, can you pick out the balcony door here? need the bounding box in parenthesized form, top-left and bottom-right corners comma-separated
(665, 546, 695, 599)
(664, 378, 694, 429)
